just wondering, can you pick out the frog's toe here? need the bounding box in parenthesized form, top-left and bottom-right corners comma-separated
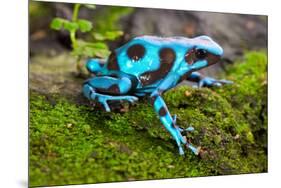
(198, 77, 215, 88)
(96, 97, 111, 112)
(176, 123, 194, 133)
(218, 79, 234, 85)
(185, 126, 195, 132)
(179, 146, 185, 155)
(172, 115, 186, 133)
(185, 143, 201, 155)
(174, 125, 199, 155)
(198, 77, 233, 88)
(96, 95, 138, 111)
(126, 96, 138, 103)
(101, 101, 111, 112)
(212, 79, 234, 87)
(176, 126, 194, 134)
(213, 82, 222, 87)
(177, 139, 200, 155)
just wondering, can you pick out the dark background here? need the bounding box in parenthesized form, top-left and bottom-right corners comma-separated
(30, 1, 267, 76)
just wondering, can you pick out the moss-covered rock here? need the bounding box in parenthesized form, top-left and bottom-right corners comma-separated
(29, 51, 267, 187)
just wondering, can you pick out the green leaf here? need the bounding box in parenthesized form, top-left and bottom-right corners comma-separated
(92, 33, 106, 41)
(104, 31, 123, 40)
(93, 48, 110, 57)
(77, 19, 93, 33)
(84, 42, 108, 49)
(92, 31, 123, 41)
(84, 4, 96, 9)
(72, 40, 110, 58)
(63, 21, 79, 32)
(50, 18, 65, 30)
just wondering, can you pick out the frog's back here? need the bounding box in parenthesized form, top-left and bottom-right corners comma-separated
(105, 36, 192, 87)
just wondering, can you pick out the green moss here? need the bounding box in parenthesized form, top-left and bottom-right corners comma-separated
(29, 51, 267, 187)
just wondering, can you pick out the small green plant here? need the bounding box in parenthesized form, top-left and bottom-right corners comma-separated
(50, 4, 133, 74)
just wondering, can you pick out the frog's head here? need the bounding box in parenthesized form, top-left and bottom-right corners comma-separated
(185, 35, 223, 71)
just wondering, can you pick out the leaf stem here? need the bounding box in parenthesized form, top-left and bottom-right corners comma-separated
(72, 4, 81, 22)
(70, 4, 81, 49)
(70, 31, 77, 49)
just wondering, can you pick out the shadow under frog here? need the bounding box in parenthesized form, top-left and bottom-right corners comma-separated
(83, 35, 232, 155)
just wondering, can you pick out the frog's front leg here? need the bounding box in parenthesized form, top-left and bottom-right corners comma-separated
(83, 75, 138, 112)
(86, 58, 106, 74)
(187, 72, 233, 88)
(150, 75, 199, 155)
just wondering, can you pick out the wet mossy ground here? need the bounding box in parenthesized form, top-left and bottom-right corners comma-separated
(29, 51, 267, 187)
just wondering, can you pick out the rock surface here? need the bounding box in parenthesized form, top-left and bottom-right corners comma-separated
(120, 8, 267, 76)
(123, 8, 267, 60)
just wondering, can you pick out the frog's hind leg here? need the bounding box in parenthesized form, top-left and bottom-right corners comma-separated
(83, 76, 138, 112)
(150, 92, 200, 155)
(173, 115, 200, 155)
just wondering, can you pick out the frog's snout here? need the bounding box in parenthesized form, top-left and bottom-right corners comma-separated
(205, 42, 223, 66)
(193, 35, 223, 67)
(206, 53, 222, 66)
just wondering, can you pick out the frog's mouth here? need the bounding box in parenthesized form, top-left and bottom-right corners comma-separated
(205, 53, 221, 66)
(190, 53, 221, 70)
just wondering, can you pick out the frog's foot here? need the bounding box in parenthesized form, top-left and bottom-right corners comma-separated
(96, 94, 138, 112)
(177, 126, 195, 133)
(185, 143, 201, 155)
(172, 115, 194, 133)
(83, 84, 138, 112)
(197, 77, 233, 88)
(172, 115, 200, 155)
(175, 133, 200, 156)
(151, 93, 200, 155)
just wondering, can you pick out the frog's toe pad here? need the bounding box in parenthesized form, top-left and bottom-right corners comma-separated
(179, 146, 185, 155)
(186, 144, 201, 155)
(185, 126, 194, 132)
(219, 79, 234, 85)
(126, 96, 138, 103)
(177, 126, 195, 133)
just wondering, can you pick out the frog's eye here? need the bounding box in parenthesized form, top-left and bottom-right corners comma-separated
(195, 49, 208, 59)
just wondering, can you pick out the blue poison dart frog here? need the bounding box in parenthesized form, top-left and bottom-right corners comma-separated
(83, 35, 232, 155)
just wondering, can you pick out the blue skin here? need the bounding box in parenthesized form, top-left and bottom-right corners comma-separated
(83, 35, 232, 155)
